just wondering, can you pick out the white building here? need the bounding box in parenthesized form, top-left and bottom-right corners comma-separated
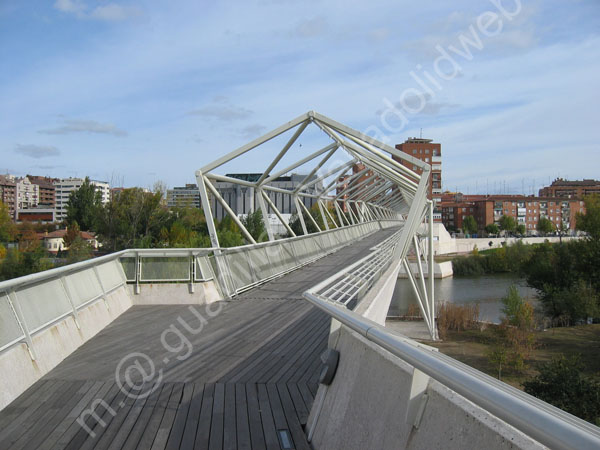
(53, 178, 110, 221)
(15, 177, 40, 211)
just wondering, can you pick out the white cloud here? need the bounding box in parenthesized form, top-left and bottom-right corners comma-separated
(188, 98, 254, 121)
(39, 119, 128, 136)
(237, 124, 266, 138)
(15, 144, 61, 159)
(89, 4, 142, 21)
(53, 0, 141, 21)
(53, 0, 85, 14)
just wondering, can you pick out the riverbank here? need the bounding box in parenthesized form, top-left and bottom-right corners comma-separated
(424, 324, 600, 388)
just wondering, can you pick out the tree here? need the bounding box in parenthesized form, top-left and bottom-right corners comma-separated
(537, 216, 554, 235)
(498, 215, 516, 235)
(576, 194, 600, 241)
(66, 177, 101, 231)
(516, 224, 526, 235)
(67, 236, 92, 263)
(63, 222, 80, 248)
(523, 356, 600, 426)
(485, 223, 499, 236)
(462, 215, 477, 236)
(488, 286, 536, 374)
(0, 200, 16, 242)
(95, 188, 171, 251)
(487, 344, 508, 380)
(241, 209, 267, 242)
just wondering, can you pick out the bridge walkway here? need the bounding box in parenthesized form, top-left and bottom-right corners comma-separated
(0, 227, 398, 450)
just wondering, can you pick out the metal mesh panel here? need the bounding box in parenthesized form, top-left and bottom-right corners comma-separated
(226, 252, 254, 290)
(195, 256, 214, 281)
(246, 247, 272, 280)
(140, 257, 189, 282)
(15, 279, 72, 332)
(64, 269, 104, 307)
(97, 260, 127, 289)
(120, 257, 136, 281)
(0, 293, 24, 349)
(297, 240, 312, 263)
(304, 238, 320, 261)
(264, 245, 285, 275)
(277, 243, 297, 272)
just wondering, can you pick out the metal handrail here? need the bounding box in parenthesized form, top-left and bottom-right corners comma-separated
(301, 294, 600, 450)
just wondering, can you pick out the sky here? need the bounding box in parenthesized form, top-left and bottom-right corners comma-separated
(1, 0, 599, 194)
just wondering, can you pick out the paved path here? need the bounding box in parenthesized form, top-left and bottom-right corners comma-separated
(0, 228, 397, 449)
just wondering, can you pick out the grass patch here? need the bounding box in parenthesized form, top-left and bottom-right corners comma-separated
(425, 324, 600, 389)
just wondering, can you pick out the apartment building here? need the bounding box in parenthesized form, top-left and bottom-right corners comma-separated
(0, 175, 17, 219)
(27, 175, 57, 207)
(441, 194, 586, 234)
(394, 137, 442, 221)
(54, 178, 110, 221)
(539, 178, 600, 198)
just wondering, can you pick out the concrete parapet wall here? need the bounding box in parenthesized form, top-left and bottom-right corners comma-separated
(308, 327, 544, 450)
(0, 286, 132, 411)
(128, 281, 221, 305)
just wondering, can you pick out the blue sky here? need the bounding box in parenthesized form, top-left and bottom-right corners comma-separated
(1, 0, 599, 194)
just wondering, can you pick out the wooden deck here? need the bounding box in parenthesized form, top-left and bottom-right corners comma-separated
(0, 228, 396, 449)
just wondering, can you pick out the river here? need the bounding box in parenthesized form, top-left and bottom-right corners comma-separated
(389, 274, 538, 323)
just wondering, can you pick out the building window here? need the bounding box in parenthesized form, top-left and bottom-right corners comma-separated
(425, 149, 429, 154)
(425, 157, 429, 162)
(413, 149, 417, 154)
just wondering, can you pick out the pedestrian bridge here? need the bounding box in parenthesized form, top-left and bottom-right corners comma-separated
(1, 112, 599, 449)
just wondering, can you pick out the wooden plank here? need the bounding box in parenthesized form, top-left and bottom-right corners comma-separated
(0, 380, 71, 448)
(11, 380, 89, 450)
(208, 383, 225, 450)
(63, 382, 121, 450)
(121, 382, 167, 450)
(234, 384, 251, 450)
(103, 383, 153, 450)
(53, 381, 116, 449)
(37, 380, 105, 450)
(257, 384, 279, 450)
(151, 382, 185, 450)
(165, 382, 195, 450)
(223, 383, 237, 450)
(266, 384, 290, 449)
(245, 383, 266, 450)
(135, 382, 175, 449)
(277, 383, 311, 450)
(195, 383, 214, 449)
(286, 383, 309, 426)
(177, 384, 204, 450)
(0, 379, 53, 430)
(297, 382, 315, 415)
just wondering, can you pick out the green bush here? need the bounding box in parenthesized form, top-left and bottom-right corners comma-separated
(524, 356, 600, 426)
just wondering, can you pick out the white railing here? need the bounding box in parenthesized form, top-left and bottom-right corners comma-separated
(304, 228, 403, 308)
(0, 251, 128, 358)
(0, 220, 402, 356)
(303, 275, 600, 450)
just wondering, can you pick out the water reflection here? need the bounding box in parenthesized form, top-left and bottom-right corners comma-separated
(389, 275, 538, 323)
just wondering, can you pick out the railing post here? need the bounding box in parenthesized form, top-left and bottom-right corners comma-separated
(189, 252, 195, 294)
(59, 275, 81, 330)
(92, 264, 110, 310)
(135, 253, 141, 295)
(7, 289, 37, 360)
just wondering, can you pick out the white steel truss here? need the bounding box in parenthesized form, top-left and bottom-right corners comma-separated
(195, 110, 436, 338)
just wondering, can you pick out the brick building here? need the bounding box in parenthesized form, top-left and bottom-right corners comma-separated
(394, 137, 442, 220)
(539, 178, 600, 198)
(26, 175, 57, 207)
(440, 193, 586, 234)
(0, 175, 16, 219)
